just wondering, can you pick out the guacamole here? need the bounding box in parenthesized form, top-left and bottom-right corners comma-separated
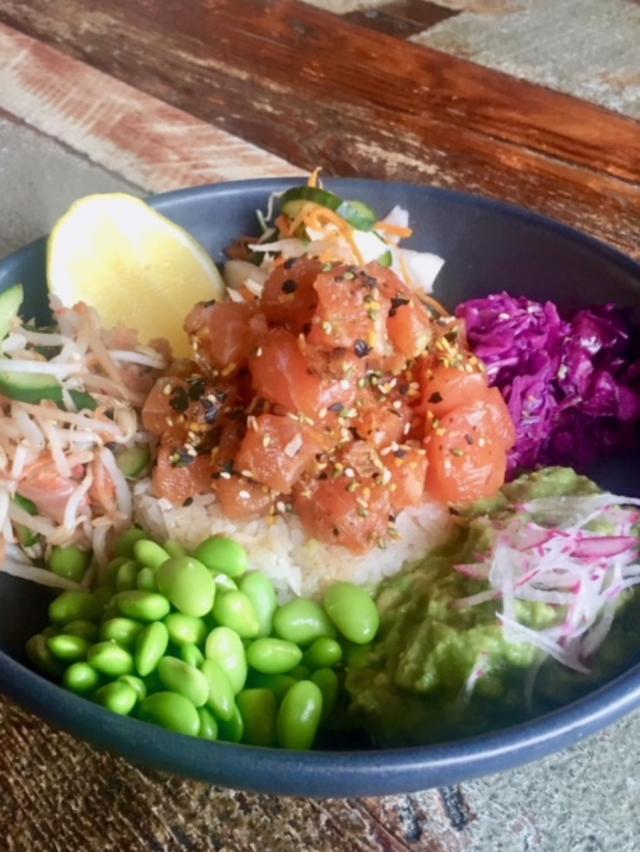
(345, 468, 640, 747)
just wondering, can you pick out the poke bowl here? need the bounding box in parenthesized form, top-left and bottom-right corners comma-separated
(1, 177, 640, 797)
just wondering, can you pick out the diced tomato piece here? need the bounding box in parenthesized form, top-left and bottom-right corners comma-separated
(261, 258, 321, 333)
(184, 301, 267, 374)
(307, 266, 390, 354)
(153, 443, 214, 506)
(249, 329, 351, 419)
(214, 475, 272, 521)
(424, 398, 509, 504)
(293, 476, 391, 553)
(235, 414, 321, 494)
(382, 446, 428, 512)
(417, 363, 488, 418)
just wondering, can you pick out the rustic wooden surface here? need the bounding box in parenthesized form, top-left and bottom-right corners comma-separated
(1, 2, 640, 849)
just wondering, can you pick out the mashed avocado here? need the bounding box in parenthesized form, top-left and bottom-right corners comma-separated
(345, 467, 639, 747)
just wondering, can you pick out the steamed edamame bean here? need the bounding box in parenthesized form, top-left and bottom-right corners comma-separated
(180, 643, 204, 669)
(197, 707, 219, 741)
(212, 590, 259, 638)
(248, 672, 296, 701)
(94, 681, 137, 715)
(164, 613, 207, 647)
(136, 566, 157, 592)
(64, 620, 99, 642)
(102, 556, 129, 588)
(200, 659, 235, 721)
(26, 634, 65, 678)
(310, 668, 339, 724)
(195, 536, 248, 578)
(164, 539, 187, 559)
(236, 688, 277, 747)
(49, 591, 101, 625)
(63, 661, 102, 695)
(289, 664, 311, 681)
(139, 692, 200, 736)
(246, 638, 302, 674)
(115, 559, 139, 592)
(133, 539, 170, 571)
(116, 591, 171, 622)
(100, 617, 143, 649)
(239, 571, 277, 637)
(50, 545, 90, 583)
(157, 656, 210, 708)
(303, 637, 343, 670)
(204, 627, 247, 694)
(114, 528, 146, 558)
(217, 703, 244, 743)
(323, 582, 379, 644)
(212, 574, 237, 592)
(118, 674, 147, 703)
(134, 621, 169, 677)
(156, 557, 215, 617)
(87, 642, 133, 677)
(273, 598, 336, 645)
(276, 680, 323, 750)
(47, 633, 90, 663)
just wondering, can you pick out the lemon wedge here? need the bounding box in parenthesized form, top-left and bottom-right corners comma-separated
(47, 193, 225, 357)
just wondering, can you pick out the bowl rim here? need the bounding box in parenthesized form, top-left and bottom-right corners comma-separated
(2, 177, 640, 797)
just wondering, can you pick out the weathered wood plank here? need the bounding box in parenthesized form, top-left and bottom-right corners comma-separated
(0, 23, 301, 194)
(1, 0, 638, 260)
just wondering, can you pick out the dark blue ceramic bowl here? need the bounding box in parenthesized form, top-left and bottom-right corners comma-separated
(2, 179, 640, 797)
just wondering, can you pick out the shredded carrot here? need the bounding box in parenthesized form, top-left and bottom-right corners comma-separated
(307, 167, 322, 188)
(239, 284, 259, 302)
(374, 222, 414, 239)
(305, 208, 365, 265)
(275, 214, 294, 237)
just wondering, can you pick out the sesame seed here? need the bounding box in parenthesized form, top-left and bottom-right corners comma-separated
(240, 469, 254, 478)
(238, 490, 250, 499)
(344, 467, 355, 478)
(219, 471, 232, 480)
(322, 321, 333, 334)
(340, 379, 350, 390)
(276, 501, 286, 513)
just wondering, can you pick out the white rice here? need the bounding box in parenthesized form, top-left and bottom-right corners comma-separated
(133, 480, 453, 599)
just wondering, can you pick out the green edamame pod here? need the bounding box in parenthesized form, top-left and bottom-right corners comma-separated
(134, 621, 169, 677)
(248, 672, 296, 702)
(164, 613, 207, 647)
(200, 659, 235, 721)
(101, 556, 129, 588)
(133, 539, 170, 571)
(276, 680, 323, 750)
(26, 634, 65, 678)
(237, 688, 277, 747)
(217, 703, 244, 743)
(64, 620, 99, 642)
(246, 638, 302, 674)
(323, 582, 379, 644)
(180, 643, 204, 669)
(239, 571, 277, 637)
(195, 536, 248, 578)
(310, 668, 339, 724)
(156, 557, 215, 617)
(212, 590, 259, 638)
(100, 617, 143, 649)
(47, 633, 90, 663)
(87, 642, 133, 677)
(94, 681, 138, 716)
(204, 627, 247, 694)
(116, 591, 171, 622)
(118, 674, 147, 703)
(197, 707, 219, 741)
(136, 566, 157, 592)
(273, 598, 336, 645)
(49, 591, 101, 625)
(63, 661, 102, 695)
(114, 527, 146, 558)
(290, 664, 311, 681)
(139, 692, 200, 736)
(157, 656, 210, 708)
(50, 545, 90, 583)
(303, 637, 343, 670)
(115, 559, 139, 592)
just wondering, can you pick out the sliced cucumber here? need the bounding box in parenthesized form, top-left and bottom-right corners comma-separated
(337, 200, 378, 232)
(280, 186, 343, 214)
(69, 390, 98, 412)
(0, 370, 62, 404)
(14, 493, 39, 547)
(117, 446, 151, 479)
(0, 284, 24, 341)
(376, 250, 393, 268)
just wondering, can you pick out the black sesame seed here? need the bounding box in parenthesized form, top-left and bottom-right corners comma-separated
(465, 433, 474, 445)
(302, 322, 312, 335)
(398, 382, 410, 395)
(284, 257, 297, 269)
(428, 391, 443, 404)
(183, 497, 194, 507)
(389, 297, 410, 318)
(169, 387, 190, 413)
(394, 448, 407, 459)
(281, 279, 298, 294)
(188, 379, 206, 400)
(354, 339, 372, 358)
(201, 397, 222, 423)
(328, 402, 344, 413)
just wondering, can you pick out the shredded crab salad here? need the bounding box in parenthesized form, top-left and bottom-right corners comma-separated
(0, 296, 166, 589)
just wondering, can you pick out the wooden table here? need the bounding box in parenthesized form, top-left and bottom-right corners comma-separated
(1, 2, 640, 849)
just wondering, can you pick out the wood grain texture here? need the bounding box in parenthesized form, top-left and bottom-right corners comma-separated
(0, 696, 467, 852)
(0, 23, 300, 194)
(1, 0, 639, 261)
